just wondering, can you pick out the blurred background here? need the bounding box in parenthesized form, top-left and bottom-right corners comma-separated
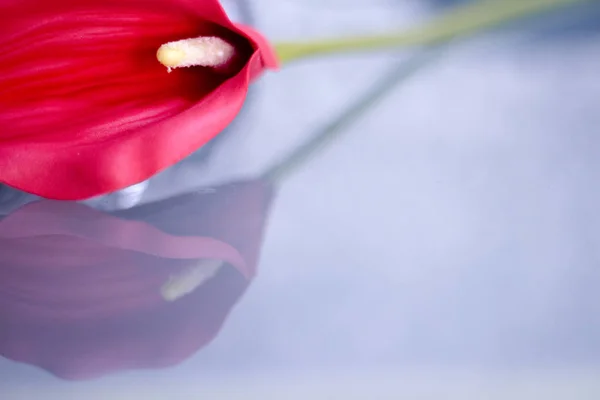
(2, 0, 600, 398)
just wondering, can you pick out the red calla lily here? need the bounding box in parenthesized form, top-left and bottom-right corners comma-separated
(0, 0, 278, 200)
(0, 180, 273, 380)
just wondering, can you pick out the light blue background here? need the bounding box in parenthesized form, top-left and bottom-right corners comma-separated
(2, 1, 600, 398)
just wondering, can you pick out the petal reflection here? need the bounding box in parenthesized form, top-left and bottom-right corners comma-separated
(0, 180, 273, 380)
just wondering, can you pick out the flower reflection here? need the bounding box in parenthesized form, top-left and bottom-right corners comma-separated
(0, 180, 273, 380)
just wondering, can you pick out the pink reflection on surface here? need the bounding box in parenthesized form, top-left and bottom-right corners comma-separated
(0, 180, 273, 380)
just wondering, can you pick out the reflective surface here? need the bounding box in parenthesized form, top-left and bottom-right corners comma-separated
(2, 1, 600, 398)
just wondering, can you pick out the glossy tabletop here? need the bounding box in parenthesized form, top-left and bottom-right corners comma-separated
(1, 1, 600, 398)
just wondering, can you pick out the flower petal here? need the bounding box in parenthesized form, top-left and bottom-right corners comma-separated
(0, 0, 277, 200)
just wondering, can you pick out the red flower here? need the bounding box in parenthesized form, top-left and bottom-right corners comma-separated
(0, 180, 274, 380)
(0, 0, 278, 200)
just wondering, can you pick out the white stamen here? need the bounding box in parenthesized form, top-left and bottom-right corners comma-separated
(156, 37, 235, 72)
(160, 259, 224, 301)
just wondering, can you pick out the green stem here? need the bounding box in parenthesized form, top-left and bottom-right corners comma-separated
(274, 0, 591, 65)
(263, 47, 443, 185)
